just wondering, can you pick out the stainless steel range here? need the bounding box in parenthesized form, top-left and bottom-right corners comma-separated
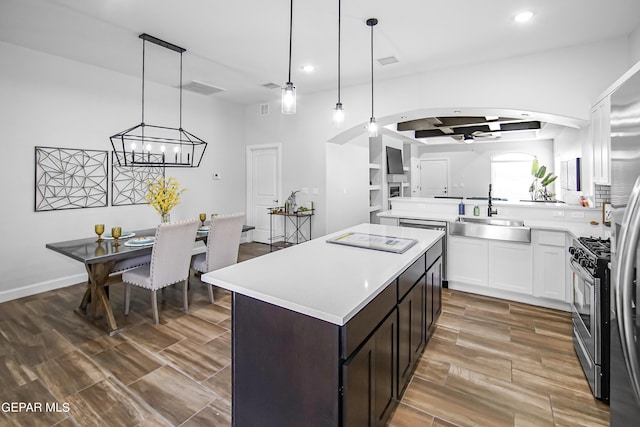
(569, 236, 611, 402)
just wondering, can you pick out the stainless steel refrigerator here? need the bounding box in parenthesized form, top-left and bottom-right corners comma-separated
(610, 63, 640, 425)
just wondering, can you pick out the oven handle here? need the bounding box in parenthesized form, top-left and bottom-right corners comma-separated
(615, 175, 640, 404)
(570, 259, 595, 285)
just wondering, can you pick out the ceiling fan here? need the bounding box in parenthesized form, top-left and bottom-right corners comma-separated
(397, 116, 541, 143)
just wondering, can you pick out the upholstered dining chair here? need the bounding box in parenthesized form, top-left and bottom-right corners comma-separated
(191, 212, 245, 303)
(122, 219, 200, 324)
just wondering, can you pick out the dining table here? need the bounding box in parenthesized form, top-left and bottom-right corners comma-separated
(46, 224, 255, 335)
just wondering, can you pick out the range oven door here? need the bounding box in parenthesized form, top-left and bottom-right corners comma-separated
(571, 259, 600, 364)
(571, 257, 602, 398)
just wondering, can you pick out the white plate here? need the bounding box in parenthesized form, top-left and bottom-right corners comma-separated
(124, 236, 155, 247)
(103, 231, 135, 240)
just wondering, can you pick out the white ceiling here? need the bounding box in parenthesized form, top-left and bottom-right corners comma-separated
(1, 0, 640, 106)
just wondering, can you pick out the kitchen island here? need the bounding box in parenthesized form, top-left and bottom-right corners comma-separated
(202, 223, 444, 426)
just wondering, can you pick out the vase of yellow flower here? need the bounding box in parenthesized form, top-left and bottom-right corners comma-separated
(145, 177, 185, 223)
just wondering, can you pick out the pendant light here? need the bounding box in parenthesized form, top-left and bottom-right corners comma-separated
(282, 0, 296, 114)
(367, 18, 378, 137)
(110, 34, 207, 168)
(333, 0, 344, 127)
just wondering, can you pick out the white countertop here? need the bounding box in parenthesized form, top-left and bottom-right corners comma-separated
(378, 209, 611, 239)
(201, 223, 444, 326)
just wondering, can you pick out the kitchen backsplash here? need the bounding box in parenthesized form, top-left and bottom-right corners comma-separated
(594, 184, 611, 207)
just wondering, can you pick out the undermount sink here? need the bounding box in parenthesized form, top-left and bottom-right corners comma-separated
(449, 216, 531, 243)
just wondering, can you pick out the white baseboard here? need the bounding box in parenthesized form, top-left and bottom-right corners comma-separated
(447, 280, 571, 312)
(0, 273, 86, 304)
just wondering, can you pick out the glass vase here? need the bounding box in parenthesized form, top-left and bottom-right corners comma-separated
(161, 212, 171, 223)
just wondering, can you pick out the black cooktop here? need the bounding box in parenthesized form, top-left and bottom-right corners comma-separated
(578, 237, 611, 261)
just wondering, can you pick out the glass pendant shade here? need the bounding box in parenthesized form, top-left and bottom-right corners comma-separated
(281, 82, 296, 114)
(368, 117, 378, 137)
(333, 103, 345, 127)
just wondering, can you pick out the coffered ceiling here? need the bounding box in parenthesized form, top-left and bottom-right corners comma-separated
(1, 0, 640, 106)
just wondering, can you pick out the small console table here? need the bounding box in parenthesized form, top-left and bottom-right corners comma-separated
(268, 209, 314, 251)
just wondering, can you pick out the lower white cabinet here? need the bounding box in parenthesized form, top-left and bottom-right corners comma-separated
(448, 235, 488, 286)
(448, 229, 570, 307)
(488, 241, 533, 294)
(532, 230, 569, 302)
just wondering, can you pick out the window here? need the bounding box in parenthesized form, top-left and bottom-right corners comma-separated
(490, 153, 535, 202)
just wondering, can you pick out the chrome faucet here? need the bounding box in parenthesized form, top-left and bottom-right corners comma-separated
(488, 184, 498, 217)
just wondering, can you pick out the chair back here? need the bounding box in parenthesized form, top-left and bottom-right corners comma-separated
(205, 212, 245, 271)
(149, 219, 200, 290)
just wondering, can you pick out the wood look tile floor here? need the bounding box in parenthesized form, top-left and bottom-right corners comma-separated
(0, 243, 609, 426)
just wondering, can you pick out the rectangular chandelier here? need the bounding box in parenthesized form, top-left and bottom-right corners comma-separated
(110, 34, 208, 168)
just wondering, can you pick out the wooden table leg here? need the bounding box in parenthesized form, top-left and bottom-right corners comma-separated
(81, 261, 119, 334)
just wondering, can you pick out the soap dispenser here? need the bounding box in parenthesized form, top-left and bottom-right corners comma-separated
(458, 201, 465, 215)
(473, 205, 480, 216)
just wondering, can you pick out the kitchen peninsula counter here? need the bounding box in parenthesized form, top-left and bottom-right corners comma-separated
(202, 223, 444, 426)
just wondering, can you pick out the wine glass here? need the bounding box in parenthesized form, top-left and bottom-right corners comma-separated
(199, 213, 207, 227)
(94, 224, 105, 242)
(111, 227, 122, 247)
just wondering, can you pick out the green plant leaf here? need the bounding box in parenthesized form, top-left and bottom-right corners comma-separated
(536, 165, 547, 178)
(531, 158, 539, 175)
(543, 175, 558, 186)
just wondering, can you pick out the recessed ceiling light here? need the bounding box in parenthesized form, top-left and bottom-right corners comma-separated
(514, 11, 534, 23)
(301, 65, 315, 73)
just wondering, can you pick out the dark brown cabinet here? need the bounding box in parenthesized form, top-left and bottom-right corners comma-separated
(397, 275, 426, 395)
(342, 310, 398, 427)
(426, 257, 442, 337)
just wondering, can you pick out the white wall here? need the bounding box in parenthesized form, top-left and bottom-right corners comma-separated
(553, 126, 591, 205)
(325, 134, 369, 233)
(246, 37, 632, 236)
(0, 41, 246, 301)
(629, 24, 640, 65)
(413, 140, 554, 200)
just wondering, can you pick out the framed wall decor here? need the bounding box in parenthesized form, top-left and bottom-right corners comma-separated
(111, 151, 165, 206)
(35, 146, 108, 211)
(603, 201, 612, 226)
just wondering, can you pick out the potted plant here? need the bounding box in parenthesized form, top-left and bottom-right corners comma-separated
(529, 158, 557, 201)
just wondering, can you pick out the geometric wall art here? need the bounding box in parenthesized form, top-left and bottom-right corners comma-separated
(111, 151, 165, 206)
(34, 146, 108, 211)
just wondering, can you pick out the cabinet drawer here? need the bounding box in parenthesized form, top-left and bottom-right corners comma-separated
(426, 238, 443, 269)
(536, 230, 566, 246)
(340, 282, 397, 359)
(398, 254, 425, 300)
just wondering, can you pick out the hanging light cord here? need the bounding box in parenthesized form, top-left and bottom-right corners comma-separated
(141, 39, 146, 124)
(370, 21, 374, 118)
(337, 0, 341, 104)
(288, 0, 293, 83)
(179, 52, 183, 130)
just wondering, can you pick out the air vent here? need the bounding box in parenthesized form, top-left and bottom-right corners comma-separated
(181, 80, 225, 96)
(262, 82, 280, 90)
(377, 56, 399, 66)
(259, 103, 270, 116)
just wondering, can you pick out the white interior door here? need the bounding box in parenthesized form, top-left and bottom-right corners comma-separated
(247, 144, 281, 244)
(420, 159, 449, 196)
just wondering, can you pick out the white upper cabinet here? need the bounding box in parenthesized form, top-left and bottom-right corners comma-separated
(590, 96, 611, 185)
